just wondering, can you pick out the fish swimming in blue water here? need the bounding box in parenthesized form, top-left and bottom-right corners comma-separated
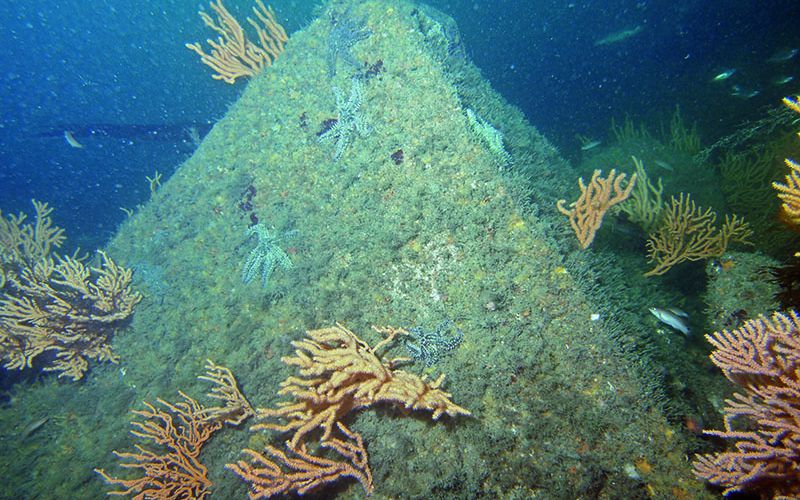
(768, 48, 798, 63)
(39, 122, 212, 143)
(63, 130, 84, 149)
(711, 69, 736, 82)
(730, 84, 759, 99)
(594, 25, 643, 46)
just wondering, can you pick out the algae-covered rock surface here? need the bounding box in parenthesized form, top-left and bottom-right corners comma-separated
(0, 1, 708, 498)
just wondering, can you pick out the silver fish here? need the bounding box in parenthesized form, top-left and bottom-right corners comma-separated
(594, 25, 643, 46)
(649, 307, 691, 336)
(580, 140, 602, 151)
(63, 130, 84, 149)
(768, 48, 798, 63)
(730, 84, 759, 99)
(653, 159, 674, 172)
(712, 69, 736, 82)
(22, 417, 49, 439)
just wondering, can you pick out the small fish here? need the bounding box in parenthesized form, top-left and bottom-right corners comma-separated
(64, 130, 84, 148)
(653, 159, 674, 172)
(768, 48, 798, 63)
(594, 25, 643, 46)
(580, 140, 602, 151)
(712, 69, 736, 82)
(773, 75, 794, 86)
(649, 307, 691, 336)
(22, 417, 49, 439)
(730, 84, 759, 99)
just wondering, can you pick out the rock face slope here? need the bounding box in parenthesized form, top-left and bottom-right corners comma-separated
(2, 1, 706, 498)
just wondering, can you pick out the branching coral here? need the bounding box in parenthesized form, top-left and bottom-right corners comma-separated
(693, 311, 800, 497)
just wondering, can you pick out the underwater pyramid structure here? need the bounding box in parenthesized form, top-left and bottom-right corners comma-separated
(1, 1, 712, 497)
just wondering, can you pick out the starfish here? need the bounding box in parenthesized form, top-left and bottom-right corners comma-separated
(241, 224, 293, 288)
(326, 7, 372, 77)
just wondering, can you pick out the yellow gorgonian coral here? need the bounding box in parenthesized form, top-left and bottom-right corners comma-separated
(773, 96, 800, 227)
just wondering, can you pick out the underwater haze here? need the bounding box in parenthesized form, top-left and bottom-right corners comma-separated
(0, 0, 797, 247)
(1, 0, 800, 498)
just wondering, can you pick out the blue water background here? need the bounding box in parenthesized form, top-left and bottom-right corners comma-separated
(0, 0, 798, 252)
